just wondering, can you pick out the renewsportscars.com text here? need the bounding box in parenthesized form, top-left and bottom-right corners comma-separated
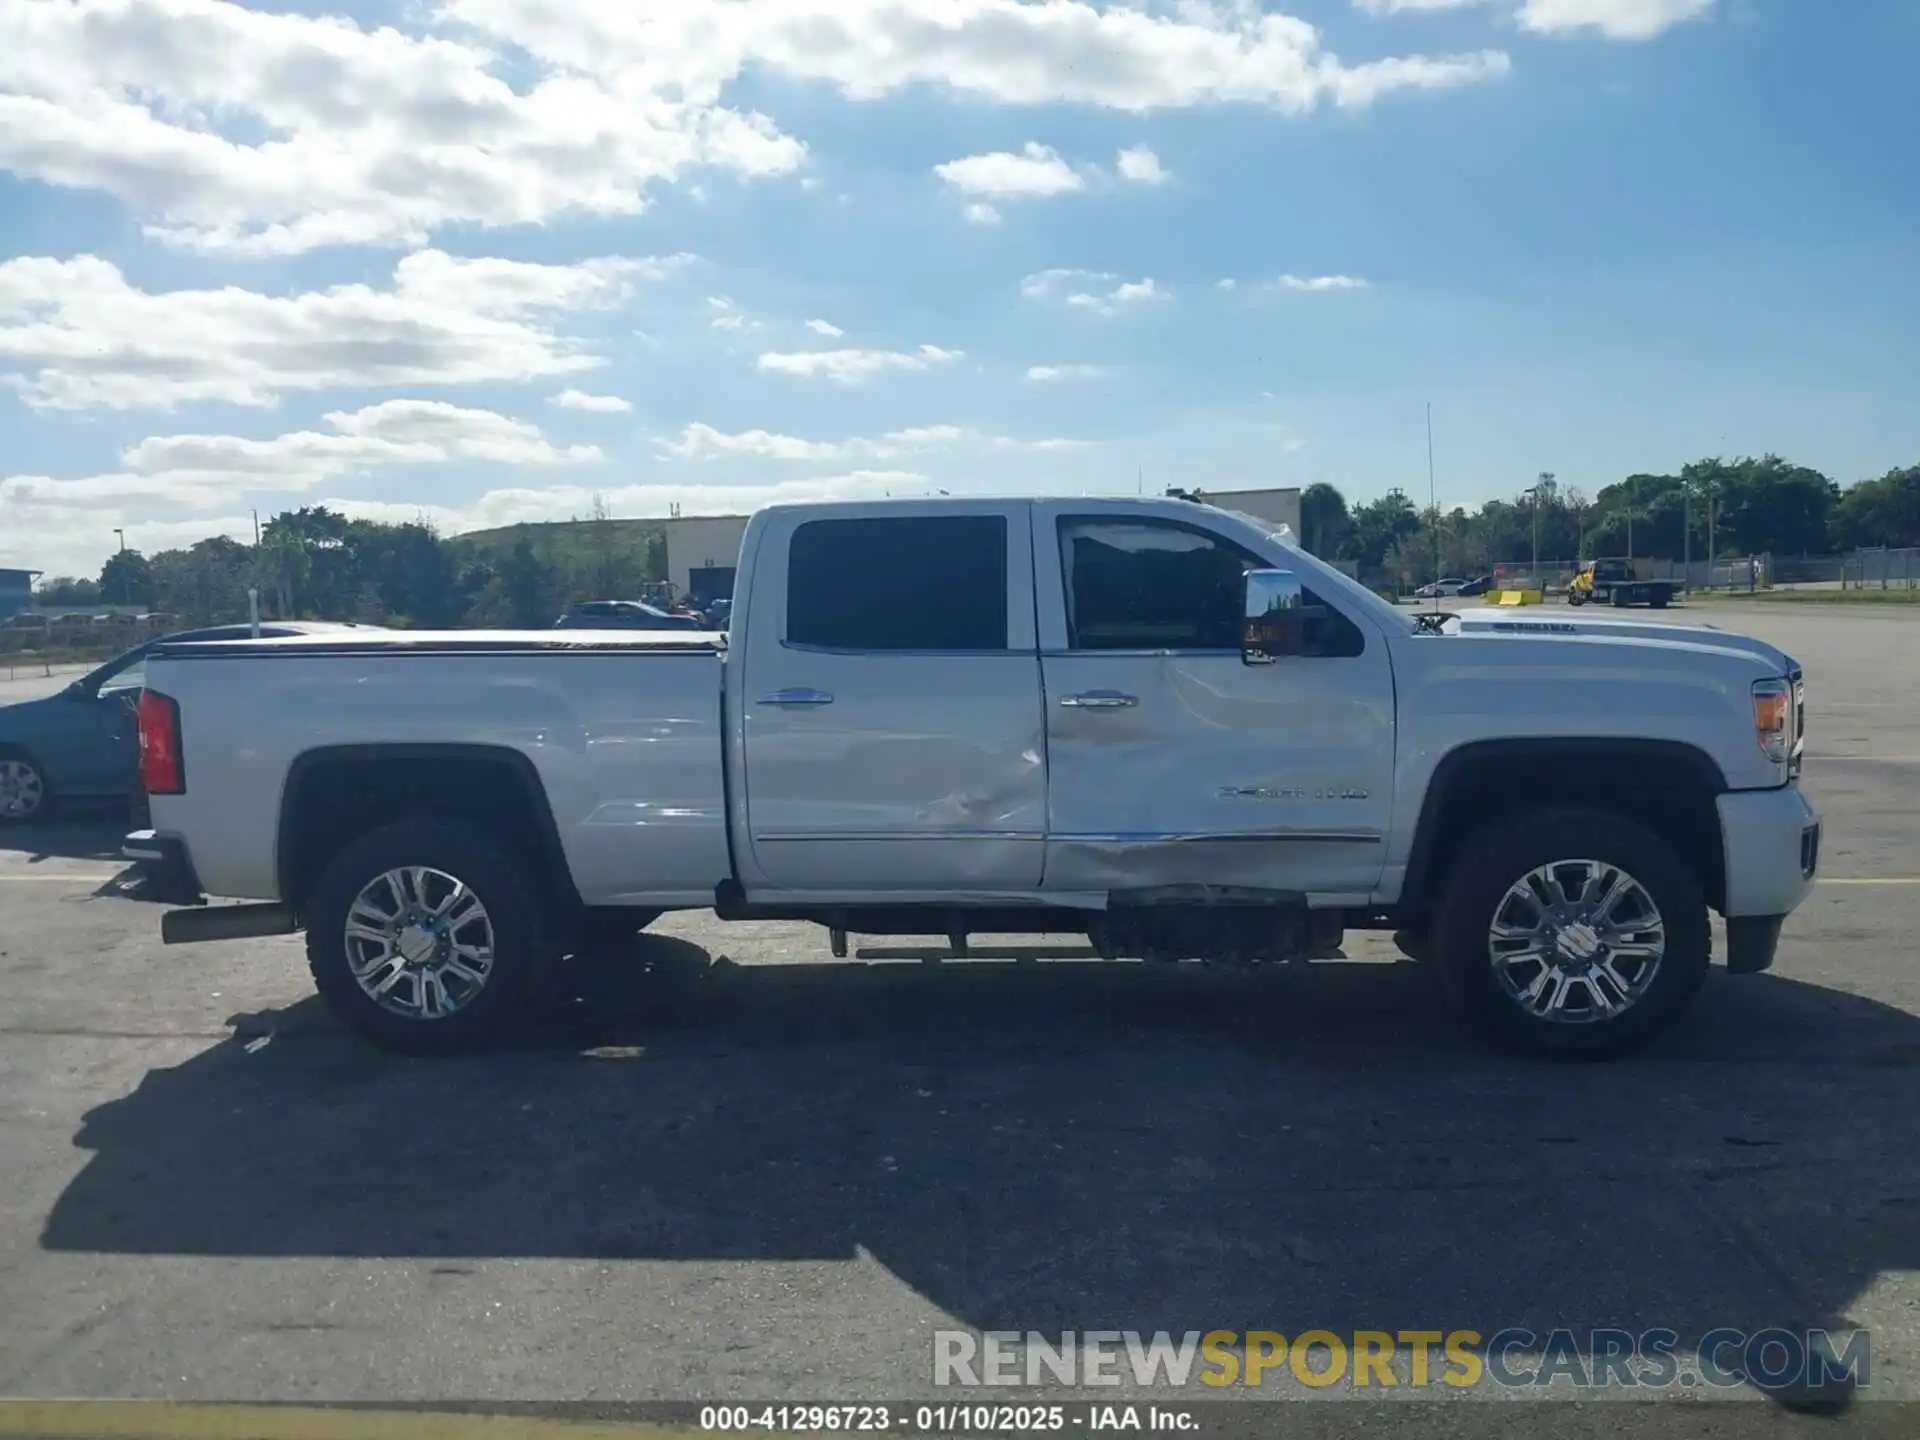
(932, 1328, 1869, 1393)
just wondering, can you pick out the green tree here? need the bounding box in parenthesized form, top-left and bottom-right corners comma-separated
(1348, 489, 1421, 571)
(33, 576, 101, 606)
(1298, 482, 1352, 558)
(98, 550, 154, 607)
(1831, 464, 1920, 550)
(152, 536, 254, 625)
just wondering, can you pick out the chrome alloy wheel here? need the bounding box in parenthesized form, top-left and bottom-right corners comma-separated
(0, 758, 46, 822)
(344, 866, 496, 1020)
(1487, 859, 1666, 1025)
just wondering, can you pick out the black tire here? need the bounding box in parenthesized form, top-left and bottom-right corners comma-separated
(1650, 592, 1671, 609)
(304, 818, 556, 1056)
(1431, 807, 1711, 1059)
(1610, 588, 1629, 608)
(0, 748, 52, 827)
(1567, 592, 1587, 607)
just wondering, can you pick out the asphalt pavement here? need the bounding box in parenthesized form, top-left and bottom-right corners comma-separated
(1, 601, 1917, 1426)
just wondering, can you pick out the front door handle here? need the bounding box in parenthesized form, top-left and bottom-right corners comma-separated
(757, 687, 834, 706)
(1059, 690, 1138, 709)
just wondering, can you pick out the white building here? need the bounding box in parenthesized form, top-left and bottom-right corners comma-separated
(1187, 486, 1303, 539)
(662, 514, 752, 603)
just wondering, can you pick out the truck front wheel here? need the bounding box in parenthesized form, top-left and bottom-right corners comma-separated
(1432, 808, 1711, 1058)
(304, 818, 555, 1055)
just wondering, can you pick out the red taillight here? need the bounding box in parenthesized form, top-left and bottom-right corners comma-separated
(138, 689, 185, 795)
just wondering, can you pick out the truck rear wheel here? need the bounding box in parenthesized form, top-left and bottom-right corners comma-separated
(305, 818, 554, 1055)
(1431, 808, 1710, 1058)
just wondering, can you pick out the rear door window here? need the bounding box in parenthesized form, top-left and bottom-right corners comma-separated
(786, 516, 1009, 651)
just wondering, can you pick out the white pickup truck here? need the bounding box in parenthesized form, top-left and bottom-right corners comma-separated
(126, 496, 1820, 1058)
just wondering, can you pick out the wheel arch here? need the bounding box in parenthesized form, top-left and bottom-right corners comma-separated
(1399, 737, 1730, 922)
(276, 743, 581, 920)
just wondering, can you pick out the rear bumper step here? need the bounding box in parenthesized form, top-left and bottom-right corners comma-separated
(161, 903, 298, 945)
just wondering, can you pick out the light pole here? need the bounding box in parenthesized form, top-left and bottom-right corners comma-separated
(1529, 472, 1554, 587)
(1683, 483, 1691, 586)
(1705, 483, 1717, 591)
(112, 528, 126, 608)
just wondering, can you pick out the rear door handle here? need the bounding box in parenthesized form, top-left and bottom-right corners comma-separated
(1059, 690, 1138, 709)
(757, 687, 834, 706)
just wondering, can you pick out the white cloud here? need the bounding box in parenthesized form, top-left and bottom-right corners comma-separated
(1026, 364, 1109, 382)
(0, 2, 1509, 257)
(935, 143, 1085, 198)
(660, 422, 1087, 461)
(1355, 0, 1716, 38)
(1, 400, 596, 517)
(805, 318, 844, 337)
(1022, 269, 1168, 316)
(1354, 0, 1496, 14)
(755, 344, 963, 385)
(708, 295, 764, 333)
(452, 0, 1512, 113)
(1216, 278, 1238, 290)
(1516, 0, 1717, 40)
(662, 423, 850, 463)
(0, 249, 661, 411)
(0, 0, 804, 256)
(551, 389, 634, 414)
(1115, 146, 1170, 185)
(328, 471, 943, 537)
(1275, 274, 1372, 291)
(964, 202, 1004, 225)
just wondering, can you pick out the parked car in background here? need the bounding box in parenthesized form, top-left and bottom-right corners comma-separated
(553, 601, 708, 632)
(1456, 575, 1496, 597)
(0, 621, 380, 826)
(1412, 578, 1467, 599)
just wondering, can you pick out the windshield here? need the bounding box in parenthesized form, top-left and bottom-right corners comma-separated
(83, 644, 151, 695)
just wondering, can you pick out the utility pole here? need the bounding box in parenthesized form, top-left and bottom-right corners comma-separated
(1682, 483, 1691, 586)
(1530, 472, 1554, 586)
(112, 528, 126, 608)
(1706, 484, 1717, 591)
(252, 508, 261, 546)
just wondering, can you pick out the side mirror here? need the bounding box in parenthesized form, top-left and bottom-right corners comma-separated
(62, 679, 94, 701)
(1243, 569, 1305, 664)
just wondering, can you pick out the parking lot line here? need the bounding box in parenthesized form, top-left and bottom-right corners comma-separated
(0, 872, 123, 883)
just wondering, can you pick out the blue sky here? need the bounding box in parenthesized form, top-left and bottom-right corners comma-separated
(2, 0, 1916, 579)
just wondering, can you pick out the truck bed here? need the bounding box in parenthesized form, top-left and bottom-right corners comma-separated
(144, 630, 732, 908)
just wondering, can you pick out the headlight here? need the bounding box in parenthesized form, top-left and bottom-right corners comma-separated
(1753, 678, 1792, 763)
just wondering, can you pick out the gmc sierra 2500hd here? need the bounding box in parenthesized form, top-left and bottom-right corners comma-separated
(126, 496, 1819, 1057)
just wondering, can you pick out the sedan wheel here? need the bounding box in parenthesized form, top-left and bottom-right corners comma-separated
(0, 756, 48, 825)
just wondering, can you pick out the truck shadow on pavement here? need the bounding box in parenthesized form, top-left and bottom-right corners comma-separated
(0, 814, 133, 865)
(43, 939, 1920, 1409)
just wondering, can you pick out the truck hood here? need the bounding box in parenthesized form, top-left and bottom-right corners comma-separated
(1444, 611, 1798, 677)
